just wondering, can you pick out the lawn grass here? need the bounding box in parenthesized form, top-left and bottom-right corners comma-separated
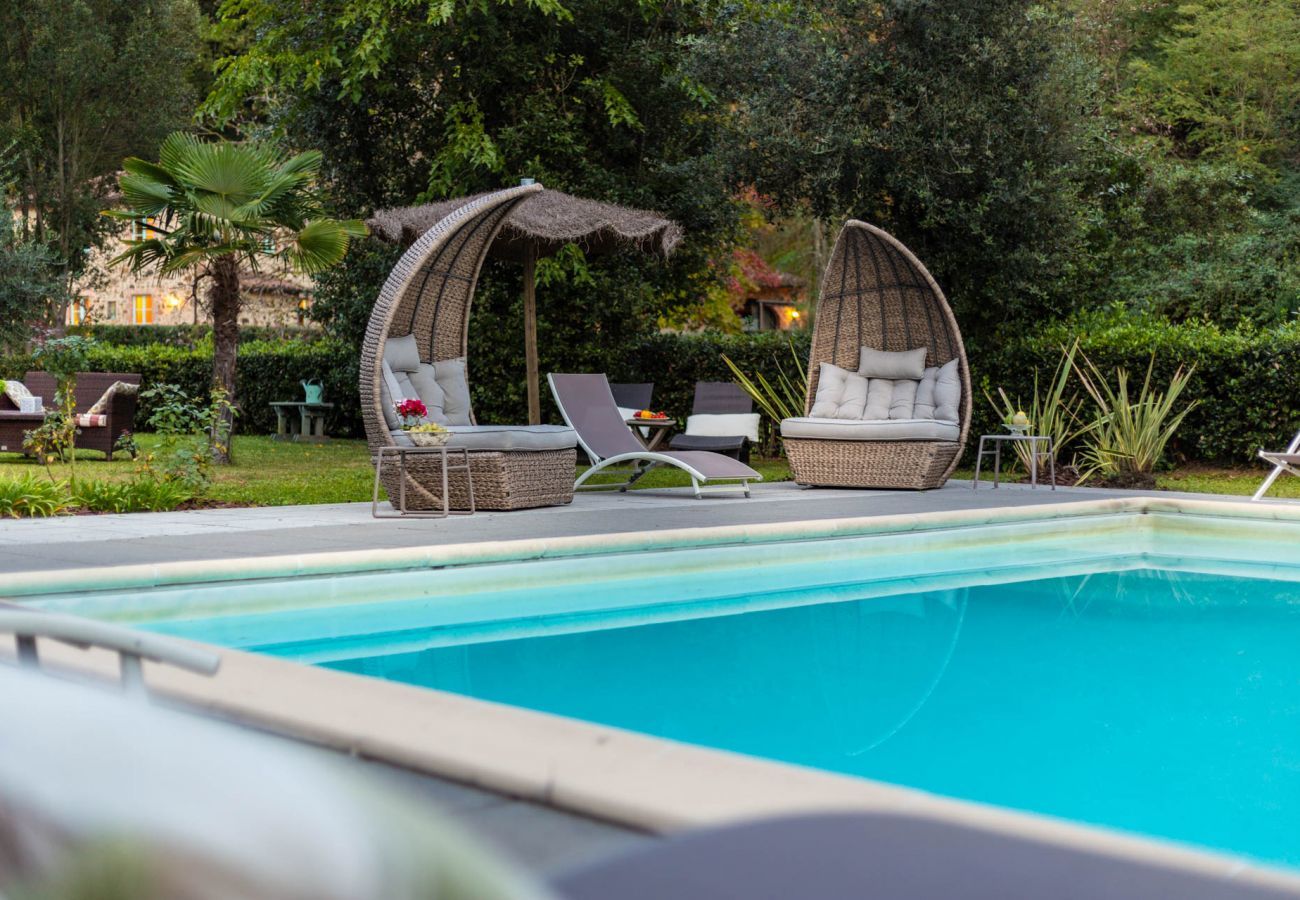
(0, 435, 377, 507)
(1, 437, 1292, 507)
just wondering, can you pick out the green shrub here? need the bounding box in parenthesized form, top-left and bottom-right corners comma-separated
(73, 477, 194, 513)
(977, 311, 1300, 463)
(0, 475, 69, 518)
(75, 324, 324, 348)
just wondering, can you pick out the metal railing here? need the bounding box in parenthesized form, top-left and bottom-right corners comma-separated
(0, 610, 220, 699)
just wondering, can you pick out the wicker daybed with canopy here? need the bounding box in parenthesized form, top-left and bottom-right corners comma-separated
(361, 184, 580, 511)
(780, 221, 971, 490)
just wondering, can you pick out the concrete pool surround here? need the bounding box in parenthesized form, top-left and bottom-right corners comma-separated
(7, 495, 1300, 893)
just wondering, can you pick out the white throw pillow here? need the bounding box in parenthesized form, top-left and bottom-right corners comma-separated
(888, 379, 919, 420)
(810, 363, 870, 419)
(858, 346, 928, 380)
(2, 380, 33, 409)
(685, 413, 760, 443)
(379, 360, 404, 430)
(914, 367, 939, 419)
(408, 363, 449, 424)
(862, 378, 895, 420)
(86, 381, 138, 416)
(932, 358, 961, 422)
(383, 333, 422, 373)
(435, 357, 472, 426)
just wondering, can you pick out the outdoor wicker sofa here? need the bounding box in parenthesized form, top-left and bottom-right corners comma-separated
(1, 372, 141, 460)
(360, 184, 579, 511)
(780, 221, 971, 490)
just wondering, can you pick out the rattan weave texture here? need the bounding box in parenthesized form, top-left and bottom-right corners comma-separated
(786, 221, 971, 490)
(360, 185, 576, 510)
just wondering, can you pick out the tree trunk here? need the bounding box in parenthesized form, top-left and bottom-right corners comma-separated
(209, 253, 241, 464)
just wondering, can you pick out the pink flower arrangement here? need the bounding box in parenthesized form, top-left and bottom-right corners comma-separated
(395, 398, 428, 428)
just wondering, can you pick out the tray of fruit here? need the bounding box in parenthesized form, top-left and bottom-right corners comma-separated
(632, 410, 669, 420)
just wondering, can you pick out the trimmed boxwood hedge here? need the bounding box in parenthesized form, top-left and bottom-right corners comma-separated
(76, 324, 323, 348)
(5, 314, 1295, 464)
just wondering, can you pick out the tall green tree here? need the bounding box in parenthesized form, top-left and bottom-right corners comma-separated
(688, 0, 1099, 340)
(0, 206, 65, 353)
(1127, 0, 1300, 168)
(109, 133, 366, 460)
(0, 0, 204, 300)
(206, 0, 742, 422)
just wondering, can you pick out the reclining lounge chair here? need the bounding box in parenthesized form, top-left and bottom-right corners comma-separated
(549, 373, 761, 498)
(1253, 429, 1300, 501)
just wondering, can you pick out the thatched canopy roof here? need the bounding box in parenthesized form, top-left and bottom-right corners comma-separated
(367, 188, 682, 261)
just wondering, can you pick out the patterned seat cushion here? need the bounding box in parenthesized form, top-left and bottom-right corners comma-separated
(74, 414, 108, 428)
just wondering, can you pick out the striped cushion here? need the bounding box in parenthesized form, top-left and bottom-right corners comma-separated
(75, 414, 108, 428)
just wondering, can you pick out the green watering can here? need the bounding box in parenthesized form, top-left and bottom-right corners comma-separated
(301, 379, 324, 404)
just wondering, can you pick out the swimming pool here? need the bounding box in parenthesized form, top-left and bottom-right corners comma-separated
(18, 499, 1300, 869)
(322, 567, 1300, 866)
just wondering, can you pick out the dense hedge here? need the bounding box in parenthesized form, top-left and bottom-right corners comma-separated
(76, 324, 323, 348)
(1, 340, 361, 438)
(5, 316, 1296, 464)
(976, 314, 1300, 464)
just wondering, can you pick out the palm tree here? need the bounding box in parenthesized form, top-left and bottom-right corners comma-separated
(109, 132, 366, 462)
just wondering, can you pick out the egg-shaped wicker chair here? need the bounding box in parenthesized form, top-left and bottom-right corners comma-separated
(783, 220, 971, 489)
(360, 184, 577, 510)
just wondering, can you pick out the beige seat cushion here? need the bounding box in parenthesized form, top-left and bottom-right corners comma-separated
(442, 425, 579, 452)
(780, 417, 960, 442)
(387, 425, 576, 451)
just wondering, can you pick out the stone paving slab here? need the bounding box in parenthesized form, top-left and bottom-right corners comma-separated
(0, 479, 1271, 576)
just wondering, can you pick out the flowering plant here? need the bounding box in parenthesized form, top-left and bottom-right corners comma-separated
(395, 398, 427, 429)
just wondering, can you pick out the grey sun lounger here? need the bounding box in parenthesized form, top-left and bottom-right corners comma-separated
(551, 812, 1300, 900)
(1254, 430, 1300, 501)
(548, 373, 761, 498)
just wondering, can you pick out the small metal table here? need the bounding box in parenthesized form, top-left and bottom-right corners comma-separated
(625, 417, 676, 452)
(271, 401, 336, 442)
(372, 444, 475, 518)
(973, 433, 1055, 490)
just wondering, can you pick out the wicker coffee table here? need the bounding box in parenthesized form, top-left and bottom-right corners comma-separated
(372, 445, 476, 518)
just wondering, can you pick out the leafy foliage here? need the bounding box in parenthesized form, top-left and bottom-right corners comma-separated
(109, 133, 367, 277)
(1125, 0, 1300, 167)
(1073, 355, 1199, 486)
(0, 204, 65, 352)
(986, 340, 1092, 473)
(138, 384, 235, 489)
(73, 477, 193, 513)
(689, 0, 1096, 339)
(0, 474, 68, 518)
(0, 0, 203, 290)
(210, 0, 744, 357)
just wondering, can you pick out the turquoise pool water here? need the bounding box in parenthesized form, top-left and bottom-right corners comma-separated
(317, 568, 1300, 866)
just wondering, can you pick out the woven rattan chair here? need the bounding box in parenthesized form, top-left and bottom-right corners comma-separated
(360, 184, 577, 511)
(783, 221, 971, 489)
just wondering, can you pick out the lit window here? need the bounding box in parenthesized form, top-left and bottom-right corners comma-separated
(133, 294, 154, 325)
(65, 298, 88, 325)
(130, 217, 159, 241)
(106, 300, 117, 320)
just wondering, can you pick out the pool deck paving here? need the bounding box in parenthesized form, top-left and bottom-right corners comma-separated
(0, 478, 1264, 575)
